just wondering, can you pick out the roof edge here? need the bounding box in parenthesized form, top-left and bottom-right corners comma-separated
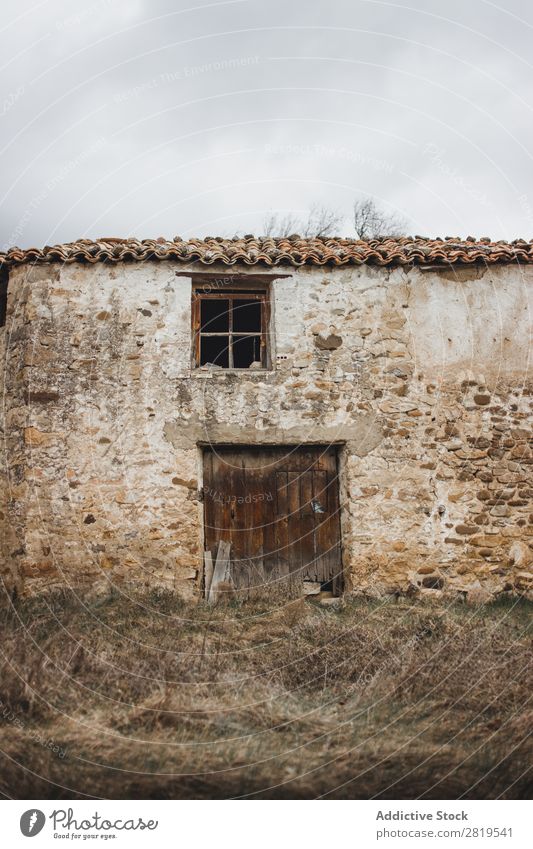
(2, 235, 533, 269)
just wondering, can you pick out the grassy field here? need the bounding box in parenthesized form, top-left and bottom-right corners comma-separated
(0, 588, 531, 799)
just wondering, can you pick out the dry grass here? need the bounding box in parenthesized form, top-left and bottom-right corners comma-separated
(0, 588, 531, 799)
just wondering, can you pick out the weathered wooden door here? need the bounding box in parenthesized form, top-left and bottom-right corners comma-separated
(203, 446, 342, 595)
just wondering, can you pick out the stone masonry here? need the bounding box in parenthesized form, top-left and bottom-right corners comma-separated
(1, 244, 532, 601)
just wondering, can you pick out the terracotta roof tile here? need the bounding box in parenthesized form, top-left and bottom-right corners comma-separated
(2, 236, 533, 269)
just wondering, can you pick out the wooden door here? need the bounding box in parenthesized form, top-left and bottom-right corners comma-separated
(203, 446, 342, 595)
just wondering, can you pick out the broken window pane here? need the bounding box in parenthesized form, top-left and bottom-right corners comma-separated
(200, 298, 229, 332)
(233, 299, 261, 332)
(200, 335, 229, 367)
(233, 335, 261, 368)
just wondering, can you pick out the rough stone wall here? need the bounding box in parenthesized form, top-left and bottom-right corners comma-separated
(1, 259, 532, 600)
(1, 268, 32, 596)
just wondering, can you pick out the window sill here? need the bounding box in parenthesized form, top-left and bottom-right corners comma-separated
(190, 367, 274, 378)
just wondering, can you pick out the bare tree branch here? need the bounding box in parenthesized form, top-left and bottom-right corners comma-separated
(353, 198, 407, 240)
(262, 199, 406, 241)
(301, 204, 345, 238)
(262, 204, 344, 238)
(263, 212, 301, 238)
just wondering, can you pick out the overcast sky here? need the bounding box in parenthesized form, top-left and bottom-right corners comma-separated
(1, 0, 533, 248)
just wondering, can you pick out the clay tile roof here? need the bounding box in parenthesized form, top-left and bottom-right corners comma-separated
(2, 236, 533, 269)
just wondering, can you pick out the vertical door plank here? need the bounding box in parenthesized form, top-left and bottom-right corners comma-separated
(203, 449, 215, 557)
(208, 539, 232, 603)
(327, 463, 343, 594)
(312, 469, 329, 583)
(262, 462, 278, 587)
(204, 550, 214, 599)
(287, 470, 302, 588)
(212, 451, 231, 552)
(274, 470, 290, 588)
(227, 451, 246, 589)
(299, 470, 317, 582)
(246, 460, 265, 589)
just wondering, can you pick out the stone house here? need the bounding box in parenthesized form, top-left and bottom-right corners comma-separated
(1, 235, 532, 601)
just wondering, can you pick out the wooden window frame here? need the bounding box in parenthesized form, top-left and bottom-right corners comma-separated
(191, 282, 271, 370)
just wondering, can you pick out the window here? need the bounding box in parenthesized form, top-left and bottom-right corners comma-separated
(0, 267, 8, 328)
(192, 284, 270, 369)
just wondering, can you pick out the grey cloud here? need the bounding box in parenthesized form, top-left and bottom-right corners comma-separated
(1, 0, 533, 247)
